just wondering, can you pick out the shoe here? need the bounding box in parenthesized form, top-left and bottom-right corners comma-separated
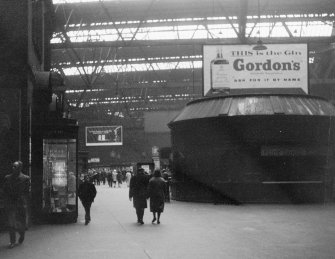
(85, 220, 89, 225)
(157, 220, 160, 224)
(152, 218, 156, 223)
(8, 243, 15, 249)
(139, 220, 144, 225)
(18, 235, 25, 244)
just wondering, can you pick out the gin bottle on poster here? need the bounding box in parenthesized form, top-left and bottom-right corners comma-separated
(210, 48, 230, 91)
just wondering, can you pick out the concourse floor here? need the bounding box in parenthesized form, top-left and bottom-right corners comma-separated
(1, 184, 335, 259)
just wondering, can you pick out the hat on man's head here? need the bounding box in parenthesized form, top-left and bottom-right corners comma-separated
(138, 168, 144, 172)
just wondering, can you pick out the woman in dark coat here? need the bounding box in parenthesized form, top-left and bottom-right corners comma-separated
(129, 168, 149, 224)
(147, 170, 166, 224)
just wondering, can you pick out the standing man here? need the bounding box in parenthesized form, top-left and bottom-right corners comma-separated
(129, 168, 149, 224)
(78, 175, 97, 225)
(3, 161, 30, 248)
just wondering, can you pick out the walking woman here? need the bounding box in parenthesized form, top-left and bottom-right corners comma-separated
(147, 169, 166, 224)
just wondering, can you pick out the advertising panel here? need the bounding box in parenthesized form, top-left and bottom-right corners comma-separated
(203, 44, 308, 96)
(86, 126, 122, 146)
(261, 146, 330, 157)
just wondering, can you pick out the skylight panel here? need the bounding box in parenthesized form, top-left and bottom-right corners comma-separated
(61, 61, 202, 76)
(53, 0, 135, 3)
(52, 11, 334, 44)
(286, 21, 333, 37)
(270, 24, 290, 37)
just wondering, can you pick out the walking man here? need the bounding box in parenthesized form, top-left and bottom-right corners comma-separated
(78, 175, 97, 225)
(3, 161, 30, 248)
(129, 168, 149, 224)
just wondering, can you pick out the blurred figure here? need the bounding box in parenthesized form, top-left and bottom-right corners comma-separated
(91, 170, 98, 185)
(112, 170, 117, 188)
(3, 161, 30, 248)
(67, 171, 76, 197)
(126, 171, 132, 187)
(162, 170, 171, 202)
(147, 169, 166, 224)
(96, 171, 101, 185)
(107, 170, 112, 187)
(129, 168, 149, 224)
(78, 175, 97, 225)
(117, 171, 123, 188)
(101, 169, 106, 185)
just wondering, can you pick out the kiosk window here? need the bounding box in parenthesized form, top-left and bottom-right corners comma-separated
(42, 139, 76, 213)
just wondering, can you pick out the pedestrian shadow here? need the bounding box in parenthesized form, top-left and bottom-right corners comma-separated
(0, 241, 24, 252)
(128, 222, 164, 228)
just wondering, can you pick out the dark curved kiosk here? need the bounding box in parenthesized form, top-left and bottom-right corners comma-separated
(169, 92, 335, 203)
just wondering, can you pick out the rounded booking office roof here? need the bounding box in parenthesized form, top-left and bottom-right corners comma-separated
(169, 93, 335, 124)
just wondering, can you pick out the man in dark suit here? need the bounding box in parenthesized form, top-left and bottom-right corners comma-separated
(129, 168, 149, 224)
(3, 161, 30, 248)
(78, 175, 97, 225)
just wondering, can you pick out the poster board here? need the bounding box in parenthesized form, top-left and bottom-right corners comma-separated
(203, 44, 308, 96)
(86, 126, 122, 146)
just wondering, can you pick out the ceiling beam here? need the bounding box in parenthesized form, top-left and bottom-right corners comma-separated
(54, 0, 335, 26)
(51, 37, 335, 50)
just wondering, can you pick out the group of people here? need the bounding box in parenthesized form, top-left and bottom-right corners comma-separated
(129, 168, 169, 224)
(2, 161, 171, 249)
(88, 168, 133, 188)
(78, 167, 170, 226)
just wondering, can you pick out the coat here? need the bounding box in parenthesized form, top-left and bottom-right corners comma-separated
(129, 173, 149, 209)
(78, 181, 97, 203)
(147, 177, 166, 213)
(3, 172, 30, 230)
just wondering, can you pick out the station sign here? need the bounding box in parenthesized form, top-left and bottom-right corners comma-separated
(86, 126, 122, 146)
(88, 158, 100, 163)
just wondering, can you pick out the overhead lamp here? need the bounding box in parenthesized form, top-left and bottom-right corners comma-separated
(253, 39, 267, 50)
(252, 0, 267, 51)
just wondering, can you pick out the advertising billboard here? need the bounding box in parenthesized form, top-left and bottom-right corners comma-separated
(86, 126, 122, 146)
(203, 44, 308, 96)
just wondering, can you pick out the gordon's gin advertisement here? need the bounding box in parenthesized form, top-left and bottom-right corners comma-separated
(203, 44, 308, 96)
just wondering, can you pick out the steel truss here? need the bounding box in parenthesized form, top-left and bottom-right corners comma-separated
(51, 0, 335, 115)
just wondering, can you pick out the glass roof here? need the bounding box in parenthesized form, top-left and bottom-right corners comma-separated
(51, 1, 335, 77)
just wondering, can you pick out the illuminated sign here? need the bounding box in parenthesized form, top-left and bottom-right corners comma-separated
(261, 146, 329, 157)
(86, 126, 122, 146)
(140, 165, 150, 174)
(88, 158, 100, 163)
(203, 44, 308, 96)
